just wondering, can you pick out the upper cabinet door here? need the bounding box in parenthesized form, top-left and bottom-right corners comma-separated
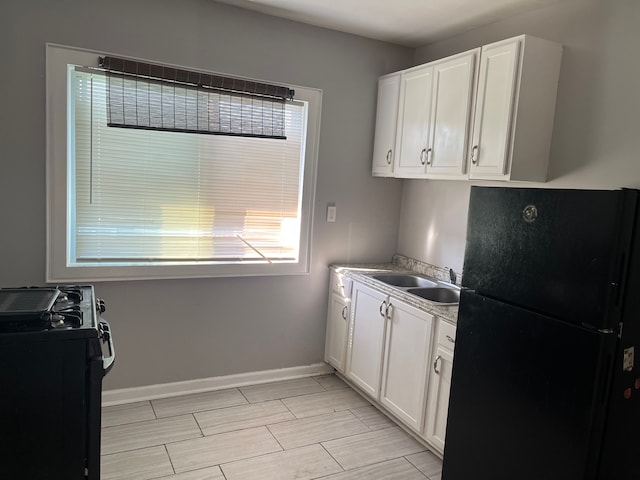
(394, 65, 434, 178)
(372, 73, 401, 177)
(426, 50, 478, 179)
(468, 40, 520, 179)
(469, 35, 562, 182)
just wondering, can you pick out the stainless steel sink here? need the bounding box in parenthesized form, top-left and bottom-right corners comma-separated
(367, 272, 460, 305)
(371, 274, 438, 288)
(407, 287, 460, 305)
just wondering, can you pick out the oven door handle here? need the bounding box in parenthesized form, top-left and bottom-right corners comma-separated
(99, 319, 116, 375)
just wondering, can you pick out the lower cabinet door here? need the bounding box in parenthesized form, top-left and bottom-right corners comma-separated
(380, 298, 434, 431)
(325, 293, 349, 372)
(346, 282, 388, 398)
(424, 343, 454, 453)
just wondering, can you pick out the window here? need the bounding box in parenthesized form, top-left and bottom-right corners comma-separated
(46, 45, 320, 282)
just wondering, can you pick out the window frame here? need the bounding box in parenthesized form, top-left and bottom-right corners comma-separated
(46, 44, 321, 282)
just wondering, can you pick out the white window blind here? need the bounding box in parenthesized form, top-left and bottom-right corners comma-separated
(72, 69, 307, 265)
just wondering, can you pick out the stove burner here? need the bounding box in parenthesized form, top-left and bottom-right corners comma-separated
(50, 314, 66, 328)
(56, 286, 83, 304)
(48, 308, 83, 328)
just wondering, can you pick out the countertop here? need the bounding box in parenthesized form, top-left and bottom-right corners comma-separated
(330, 261, 459, 325)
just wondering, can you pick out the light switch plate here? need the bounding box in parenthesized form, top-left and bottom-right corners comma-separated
(327, 205, 337, 222)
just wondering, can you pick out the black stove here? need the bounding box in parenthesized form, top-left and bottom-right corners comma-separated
(0, 284, 115, 479)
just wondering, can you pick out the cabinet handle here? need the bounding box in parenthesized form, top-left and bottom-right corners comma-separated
(426, 148, 432, 166)
(379, 300, 387, 318)
(446, 335, 455, 344)
(420, 148, 427, 165)
(471, 145, 479, 164)
(386, 149, 392, 165)
(433, 355, 442, 374)
(385, 302, 392, 319)
(341, 305, 348, 320)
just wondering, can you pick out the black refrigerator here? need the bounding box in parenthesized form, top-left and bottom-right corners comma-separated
(442, 186, 640, 480)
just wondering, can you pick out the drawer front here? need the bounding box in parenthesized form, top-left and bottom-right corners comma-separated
(437, 320, 457, 351)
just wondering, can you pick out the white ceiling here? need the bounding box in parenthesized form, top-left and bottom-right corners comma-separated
(214, 0, 565, 47)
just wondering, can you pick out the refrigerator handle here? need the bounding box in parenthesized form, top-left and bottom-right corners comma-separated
(612, 252, 626, 308)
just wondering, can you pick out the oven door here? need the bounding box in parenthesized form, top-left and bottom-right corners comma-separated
(0, 336, 89, 478)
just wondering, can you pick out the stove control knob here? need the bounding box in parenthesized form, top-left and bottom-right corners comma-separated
(50, 314, 66, 327)
(97, 299, 106, 313)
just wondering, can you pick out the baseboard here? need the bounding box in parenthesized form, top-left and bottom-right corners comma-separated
(102, 362, 334, 406)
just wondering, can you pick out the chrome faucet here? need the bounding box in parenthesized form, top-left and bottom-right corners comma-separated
(449, 268, 457, 285)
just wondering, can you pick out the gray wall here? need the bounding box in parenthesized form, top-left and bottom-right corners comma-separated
(0, 0, 412, 389)
(398, 0, 640, 272)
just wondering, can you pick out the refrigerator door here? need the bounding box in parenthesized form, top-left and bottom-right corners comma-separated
(442, 291, 617, 480)
(598, 198, 640, 479)
(463, 187, 636, 330)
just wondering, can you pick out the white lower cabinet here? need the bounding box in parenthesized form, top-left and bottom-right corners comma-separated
(324, 270, 352, 373)
(424, 320, 457, 454)
(337, 277, 457, 455)
(380, 298, 434, 431)
(345, 282, 387, 397)
(325, 293, 349, 372)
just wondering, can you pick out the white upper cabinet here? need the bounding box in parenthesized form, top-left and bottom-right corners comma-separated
(468, 35, 562, 181)
(372, 73, 401, 177)
(426, 50, 478, 179)
(372, 34, 562, 182)
(394, 51, 477, 180)
(394, 65, 434, 177)
(467, 40, 519, 179)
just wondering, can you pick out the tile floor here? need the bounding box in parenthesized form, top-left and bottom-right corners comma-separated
(100, 374, 443, 480)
